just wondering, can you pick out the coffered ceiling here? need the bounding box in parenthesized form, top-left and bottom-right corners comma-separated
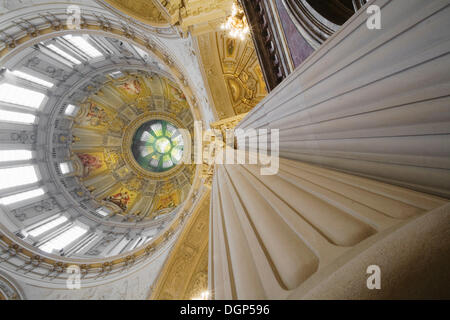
(197, 30, 267, 119)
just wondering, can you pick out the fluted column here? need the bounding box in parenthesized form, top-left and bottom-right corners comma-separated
(209, 155, 449, 299)
(237, 0, 450, 198)
(210, 0, 450, 299)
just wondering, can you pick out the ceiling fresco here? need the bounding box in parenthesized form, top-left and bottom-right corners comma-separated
(70, 72, 196, 220)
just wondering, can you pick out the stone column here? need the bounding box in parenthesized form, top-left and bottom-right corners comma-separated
(209, 156, 449, 299)
(209, 0, 450, 299)
(236, 0, 450, 198)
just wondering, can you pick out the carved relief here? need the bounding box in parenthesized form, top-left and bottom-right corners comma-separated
(197, 31, 267, 118)
(0, 274, 23, 300)
(10, 131, 36, 144)
(12, 198, 59, 222)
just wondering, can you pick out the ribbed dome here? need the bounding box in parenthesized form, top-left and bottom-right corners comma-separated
(0, 1, 211, 299)
(69, 71, 195, 220)
(0, 32, 196, 262)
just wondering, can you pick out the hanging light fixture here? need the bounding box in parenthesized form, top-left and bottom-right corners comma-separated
(220, 1, 250, 40)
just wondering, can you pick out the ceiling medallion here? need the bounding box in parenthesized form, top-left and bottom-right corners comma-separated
(123, 112, 188, 180)
(131, 119, 184, 173)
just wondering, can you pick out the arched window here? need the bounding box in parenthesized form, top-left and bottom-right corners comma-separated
(0, 83, 46, 109)
(39, 224, 88, 254)
(62, 35, 103, 59)
(9, 70, 54, 88)
(27, 215, 68, 238)
(64, 104, 79, 116)
(0, 109, 36, 124)
(0, 150, 33, 162)
(0, 165, 39, 191)
(0, 188, 45, 206)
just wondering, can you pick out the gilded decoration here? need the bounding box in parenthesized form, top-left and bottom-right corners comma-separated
(150, 191, 210, 300)
(156, 0, 234, 34)
(200, 113, 248, 188)
(197, 30, 267, 119)
(71, 72, 196, 218)
(103, 0, 168, 26)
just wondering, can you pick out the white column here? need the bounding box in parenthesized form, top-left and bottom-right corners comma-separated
(210, 0, 450, 299)
(210, 156, 449, 299)
(237, 0, 450, 198)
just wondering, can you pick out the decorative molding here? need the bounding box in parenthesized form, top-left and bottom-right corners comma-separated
(150, 191, 210, 300)
(197, 30, 267, 119)
(0, 271, 24, 300)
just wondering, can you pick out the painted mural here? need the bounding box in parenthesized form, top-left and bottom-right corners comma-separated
(154, 191, 180, 212)
(168, 83, 186, 103)
(103, 187, 137, 213)
(77, 152, 106, 177)
(70, 72, 195, 218)
(118, 78, 142, 96)
(76, 102, 113, 130)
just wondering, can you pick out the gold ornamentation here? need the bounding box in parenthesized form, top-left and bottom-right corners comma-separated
(103, 0, 168, 25)
(150, 191, 210, 300)
(197, 31, 267, 118)
(71, 73, 196, 218)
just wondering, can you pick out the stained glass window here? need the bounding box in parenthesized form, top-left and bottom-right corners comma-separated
(131, 120, 184, 173)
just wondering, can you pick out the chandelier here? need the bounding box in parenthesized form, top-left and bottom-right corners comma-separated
(221, 2, 250, 40)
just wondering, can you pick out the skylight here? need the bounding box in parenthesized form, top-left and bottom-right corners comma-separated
(0, 188, 45, 206)
(0, 109, 36, 124)
(59, 162, 72, 175)
(150, 123, 163, 136)
(40, 224, 88, 253)
(47, 44, 82, 65)
(28, 215, 68, 238)
(140, 131, 155, 143)
(0, 165, 39, 191)
(64, 104, 79, 116)
(9, 70, 54, 88)
(166, 124, 177, 137)
(63, 35, 103, 59)
(0, 83, 46, 108)
(109, 71, 124, 79)
(96, 207, 110, 217)
(0, 150, 33, 162)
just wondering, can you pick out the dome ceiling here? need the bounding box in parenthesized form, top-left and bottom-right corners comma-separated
(70, 72, 195, 220)
(0, 28, 201, 268)
(0, 1, 211, 294)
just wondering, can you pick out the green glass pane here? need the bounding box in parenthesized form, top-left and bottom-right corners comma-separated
(131, 119, 184, 173)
